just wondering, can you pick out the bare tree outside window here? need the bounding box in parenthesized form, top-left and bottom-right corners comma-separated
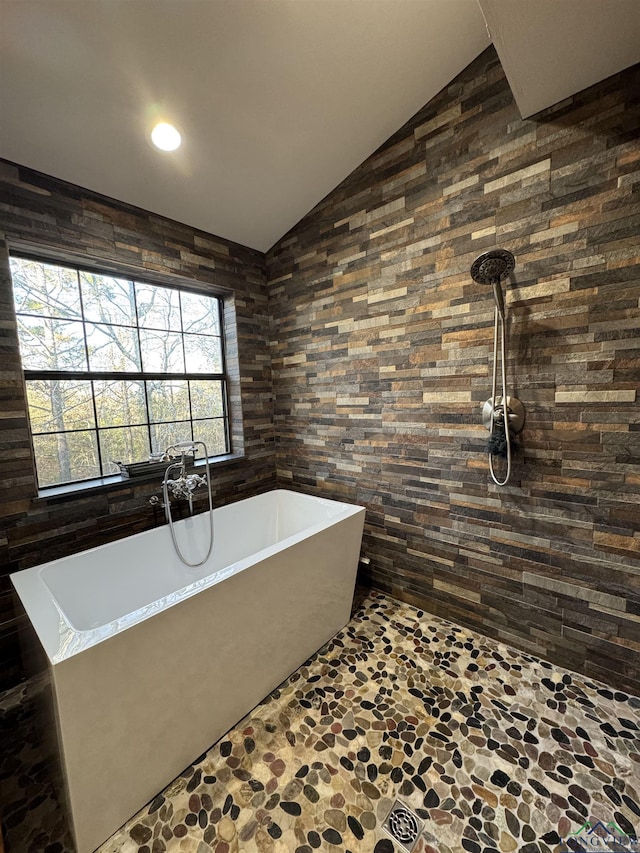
(10, 256, 229, 489)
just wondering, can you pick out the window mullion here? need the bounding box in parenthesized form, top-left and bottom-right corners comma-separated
(134, 282, 153, 458)
(23, 370, 226, 382)
(218, 299, 231, 454)
(90, 378, 105, 475)
(179, 291, 197, 451)
(77, 268, 103, 475)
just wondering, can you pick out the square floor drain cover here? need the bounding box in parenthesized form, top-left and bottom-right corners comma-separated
(381, 799, 424, 852)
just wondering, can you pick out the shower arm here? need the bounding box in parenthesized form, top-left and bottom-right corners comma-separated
(491, 277, 506, 320)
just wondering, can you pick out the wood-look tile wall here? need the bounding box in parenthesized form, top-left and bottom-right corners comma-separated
(267, 49, 640, 695)
(0, 163, 276, 689)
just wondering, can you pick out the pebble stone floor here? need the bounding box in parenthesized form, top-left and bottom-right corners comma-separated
(1, 591, 639, 853)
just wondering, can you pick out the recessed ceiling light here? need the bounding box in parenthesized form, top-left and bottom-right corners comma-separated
(150, 122, 182, 151)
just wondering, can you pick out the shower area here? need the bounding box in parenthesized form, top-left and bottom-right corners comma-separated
(266, 47, 640, 700)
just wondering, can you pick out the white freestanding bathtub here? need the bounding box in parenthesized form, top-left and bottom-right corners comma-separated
(11, 488, 365, 853)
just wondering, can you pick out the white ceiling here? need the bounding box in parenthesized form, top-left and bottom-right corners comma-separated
(1, 1, 638, 253)
(480, 0, 640, 118)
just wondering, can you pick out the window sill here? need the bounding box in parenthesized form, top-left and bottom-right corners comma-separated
(34, 452, 246, 503)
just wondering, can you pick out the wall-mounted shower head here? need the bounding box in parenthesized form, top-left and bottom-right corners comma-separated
(470, 249, 515, 284)
(470, 249, 515, 319)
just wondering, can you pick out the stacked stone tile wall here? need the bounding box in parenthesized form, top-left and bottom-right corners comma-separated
(267, 49, 640, 694)
(0, 164, 276, 689)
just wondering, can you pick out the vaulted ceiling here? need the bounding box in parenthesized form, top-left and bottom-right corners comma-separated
(1, 0, 638, 252)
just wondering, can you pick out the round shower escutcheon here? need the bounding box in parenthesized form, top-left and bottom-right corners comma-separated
(482, 396, 526, 433)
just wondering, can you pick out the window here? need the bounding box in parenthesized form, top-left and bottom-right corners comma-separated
(10, 255, 230, 489)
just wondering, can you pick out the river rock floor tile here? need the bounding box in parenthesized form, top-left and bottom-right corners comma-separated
(1, 591, 639, 853)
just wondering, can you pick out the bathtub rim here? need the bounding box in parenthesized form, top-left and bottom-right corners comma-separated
(11, 488, 365, 665)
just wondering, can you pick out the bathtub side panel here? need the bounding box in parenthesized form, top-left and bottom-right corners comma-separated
(54, 509, 364, 853)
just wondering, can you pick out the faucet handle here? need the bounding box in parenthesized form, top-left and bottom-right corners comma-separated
(186, 472, 208, 487)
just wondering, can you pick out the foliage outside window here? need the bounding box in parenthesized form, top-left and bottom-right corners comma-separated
(10, 256, 229, 489)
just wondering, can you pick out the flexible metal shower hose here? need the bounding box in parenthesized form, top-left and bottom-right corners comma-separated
(162, 441, 214, 567)
(488, 295, 512, 486)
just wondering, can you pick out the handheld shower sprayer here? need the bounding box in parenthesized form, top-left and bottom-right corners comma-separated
(470, 250, 524, 486)
(470, 248, 514, 311)
(171, 441, 199, 452)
